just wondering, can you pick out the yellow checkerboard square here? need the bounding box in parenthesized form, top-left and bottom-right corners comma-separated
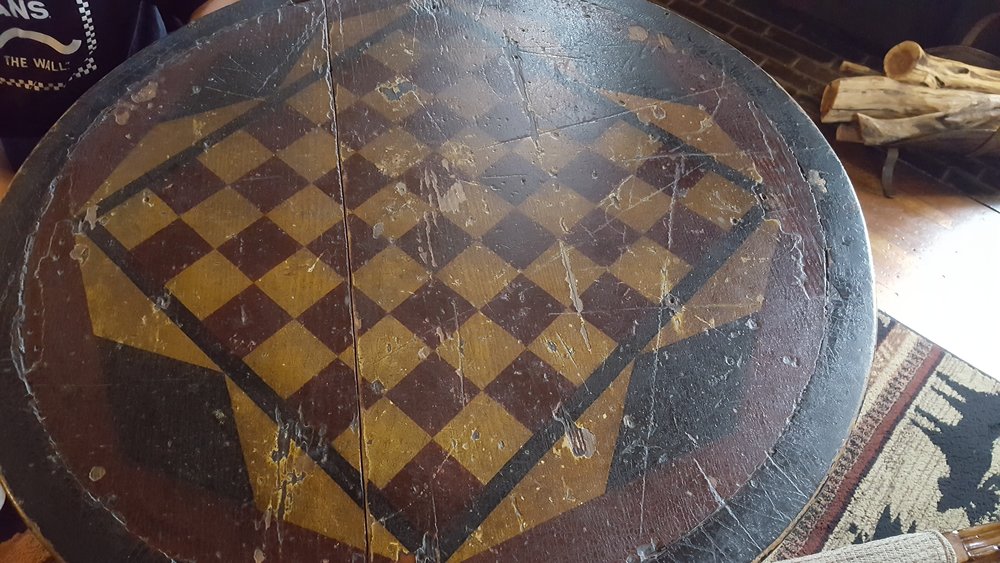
(439, 128, 507, 178)
(437, 312, 522, 389)
(359, 129, 430, 178)
(278, 129, 341, 183)
(366, 30, 424, 73)
(601, 176, 672, 233)
(268, 185, 344, 245)
(436, 180, 513, 239)
(287, 79, 335, 125)
(523, 244, 604, 307)
(437, 244, 517, 308)
(165, 251, 252, 320)
(198, 130, 272, 185)
(353, 183, 430, 240)
(434, 394, 532, 484)
(182, 187, 263, 248)
(682, 172, 756, 230)
(595, 121, 662, 172)
(520, 182, 594, 236)
(528, 315, 616, 386)
(437, 77, 502, 120)
(356, 317, 428, 391)
(102, 189, 177, 249)
(353, 247, 430, 312)
(361, 79, 429, 123)
(244, 321, 337, 398)
(610, 237, 690, 303)
(362, 399, 431, 488)
(256, 249, 343, 317)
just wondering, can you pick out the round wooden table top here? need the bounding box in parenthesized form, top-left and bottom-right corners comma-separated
(0, 1, 875, 561)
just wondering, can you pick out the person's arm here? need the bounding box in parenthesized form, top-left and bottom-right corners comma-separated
(156, 0, 238, 23)
(0, 148, 13, 202)
(190, 0, 240, 20)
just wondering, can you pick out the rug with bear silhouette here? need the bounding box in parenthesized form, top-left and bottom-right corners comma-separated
(770, 313, 1000, 560)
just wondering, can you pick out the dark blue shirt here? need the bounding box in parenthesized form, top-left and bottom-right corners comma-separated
(0, 0, 202, 137)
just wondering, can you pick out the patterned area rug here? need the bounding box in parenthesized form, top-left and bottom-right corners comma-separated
(769, 314, 1000, 560)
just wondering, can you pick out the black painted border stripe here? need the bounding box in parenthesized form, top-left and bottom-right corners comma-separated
(93, 19, 321, 217)
(80, 6, 434, 552)
(74, 2, 830, 560)
(438, 204, 766, 558)
(410, 7, 777, 555)
(93, 1, 413, 219)
(84, 223, 425, 551)
(439, 1, 764, 198)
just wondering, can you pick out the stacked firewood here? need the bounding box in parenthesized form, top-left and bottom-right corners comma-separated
(821, 41, 1000, 155)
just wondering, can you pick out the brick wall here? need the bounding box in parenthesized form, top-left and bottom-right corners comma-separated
(651, 0, 1000, 210)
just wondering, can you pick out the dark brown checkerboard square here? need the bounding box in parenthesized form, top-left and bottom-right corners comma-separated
(635, 156, 707, 197)
(386, 355, 479, 435)
(343, 214, 389, 269)
(393, 279, 476, 345)
(150, 159, 227, 214)
(485, 351, 576, 431)
(287, 358, 359, 437)
(360, 377, 385, 409)
(307, 222, 350, 277)
(401, 157, 465, 199)
(481, 154, 549, 205)
(558, 151, 630, 203)
(478, 100, 534, 141)
(298, 283, 356, 354)
(331, 54, 396, 96)
(382, 442, 483, 532)
(397, 215, 472, 272)
(580, 272, 655, 339)
(244, 104, 318, 152)
(566, 210, 641, 267)
(312, 167, 344, 202)
(482, 274, 563, 344)
(408, 56, 463, 94)
(401, 102, 466, 147)
(203, 285, 291, 356)
(646, 204, 726, 265)
(340, 154, 390, 209)
(336, 102, 393, 151)
(230, 157, 309, 213)
(130, 220, 212, 287)
(218, 217, 300, 280)
(345, 289, 386, 336)
(481, 211, 554, 270)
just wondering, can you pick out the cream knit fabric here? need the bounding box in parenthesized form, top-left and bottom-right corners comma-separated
(781, 531, 958, 563)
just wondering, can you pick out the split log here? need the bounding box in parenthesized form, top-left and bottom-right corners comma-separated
(854, 102, 1000, 145)
(884, 40, 1000, 94)
(835, 123, 864, 143)
(820, 76, 1000, 123)
(839, 61, 879, 76)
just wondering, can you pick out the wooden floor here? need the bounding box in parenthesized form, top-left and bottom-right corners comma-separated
(834, 141, 1000, 379)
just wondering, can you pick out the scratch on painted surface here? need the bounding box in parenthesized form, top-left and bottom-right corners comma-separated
(438, 180, 468, 213)
(501, 32, 540, 146)
(558, 240, 592, 350)
(694, 458, 763, 551)
(553, 403, 596, 459)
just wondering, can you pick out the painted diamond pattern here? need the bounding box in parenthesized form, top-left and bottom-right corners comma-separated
(76, 3, 776, 559)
